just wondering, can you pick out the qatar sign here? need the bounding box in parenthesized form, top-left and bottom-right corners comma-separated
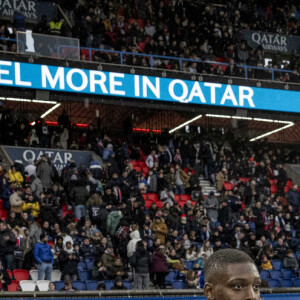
(0, 60, 300, 113)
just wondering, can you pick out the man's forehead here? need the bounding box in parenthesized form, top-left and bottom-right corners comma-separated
(224, 262, 260, 279)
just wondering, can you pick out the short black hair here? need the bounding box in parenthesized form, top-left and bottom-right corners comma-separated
(204, 248, 256, 284)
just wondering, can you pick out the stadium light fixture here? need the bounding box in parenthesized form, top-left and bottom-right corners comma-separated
(31, 103, 61, 126)
(0, 97, 56, 104)
(205, 113, 294, 142)
(169, 114, 202, 134)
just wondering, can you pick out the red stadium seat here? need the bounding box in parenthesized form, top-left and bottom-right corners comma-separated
(148, 193, 159, 202)
(142, 194, 148, 201)
(134, 166, 142, 173)
(145, 200, 152, 209)
(0, 199, 2, 209)
(138, 161, 147, 168)
(270, 185, 278, 194)
(180, 194, 191, 201)
(0, 209, 7, 218)
(156, 201, 163, 209)
(7, 282, 19, 291)
(13, 269, 29, 281)
(224, 182, 233, 191)
(178, 201, 185, 207)
(174, 195, 180, 202)
(7, 269, 12, 279)
(132, 161, 139, 167)
(286, 179, 293, 188)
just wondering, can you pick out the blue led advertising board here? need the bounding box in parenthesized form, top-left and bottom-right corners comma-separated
(0, 60, 299, 113)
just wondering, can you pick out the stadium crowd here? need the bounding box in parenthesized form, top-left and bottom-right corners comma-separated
(0, 110, 300, 291)
(0, 1, 300, 82)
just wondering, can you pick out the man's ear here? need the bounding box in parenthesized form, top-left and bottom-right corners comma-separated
(204, 283, 215, 300)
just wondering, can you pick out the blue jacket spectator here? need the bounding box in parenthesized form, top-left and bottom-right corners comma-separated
(287, 185, 299, 212)
(34, 233, 54, 280)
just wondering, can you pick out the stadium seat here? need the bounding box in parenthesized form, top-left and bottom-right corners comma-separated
(269, 270, 281, 279)
(7, 269, 12, 279)
(223, 182, 233, 191)
(142, 194, 148, 201)
(36, 280, 51, 291)
(271, 260, 283, 271)
(134, 166, 142, 173)
(165, 270, 178, 283)
(270, 185, 278, 194)
(0, 209, 7, 218)
(86, 280, 98, 291)
(78, 270, 90, 281)
(148, 193, 159, 202)
(145, 200, 153, 209)
(122, 280, 132, 289)
(142, 167, 149, 174)
(72, 281, 86, 290)
(180, 194, 191, 201)
(267, 279, 280, 288)
(19, 280, 36, 291)
(54, 280, 65, 290)
(155, 201, 163, 209)
(184, 261, 194, 270)
(29, 269, 38, 281)
(7, 282, 19, 292)
(178, 201, 185, 208)
(138, 161, 147, 168)
(0, 199, 2, 209)
(85, 260, 94, 270)
(174, 195, 180, 202)
(293, 278, 300, 287)
(77, 261, 87, 271)
(51, 270, 62, 281)
(280, 279, 292, 287)
(13, 269, 29, 281)
(172, 280, 185, 289)
(260, 270, 269, 280)
(104, 280, 114, 290)
(282, 269, 294, 279)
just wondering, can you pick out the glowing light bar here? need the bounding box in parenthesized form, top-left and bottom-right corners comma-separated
(253, 118, 274, 122)
(40, 103, 61, 119)
(250, 122, 294, 141)
(169, 115, 202, 134)
(232, 116, 253, 120)
(133, 128, 161, 133)
(0, 97, 56, 104)
(206, 114, 231, 118)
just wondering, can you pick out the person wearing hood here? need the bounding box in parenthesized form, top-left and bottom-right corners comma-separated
(110, 276, 128, 290)
(127, 229, 141, 258)
(34, 233, 54, 280)
(106, 210, 122, 236)
(204, 192, 219, 223)
(25, 160, 36, 177)
(30, 175, 43, 199)
(58, 241, 79, 280)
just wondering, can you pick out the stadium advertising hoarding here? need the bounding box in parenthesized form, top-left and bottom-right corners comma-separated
(240, 29, 300, 54)
(2, 146, 92, 173)
(0, 0, 57, 23)
(0, 60, 300, 113)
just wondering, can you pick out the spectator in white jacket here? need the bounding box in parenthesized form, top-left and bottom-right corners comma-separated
(127, 230, 141, 258)
(145, 150, 158, 168)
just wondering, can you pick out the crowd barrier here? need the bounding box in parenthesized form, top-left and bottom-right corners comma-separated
(0, 289, 300, 299)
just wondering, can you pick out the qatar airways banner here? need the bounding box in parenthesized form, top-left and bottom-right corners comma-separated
(240, 29, 300, 54)
(2, 146, 92, 173)
(1, 60, 300, 113)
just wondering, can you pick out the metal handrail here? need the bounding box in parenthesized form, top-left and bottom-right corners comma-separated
(57, 44, 294, 81)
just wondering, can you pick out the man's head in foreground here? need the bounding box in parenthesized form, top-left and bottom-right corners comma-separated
(204, 249, 261, 300)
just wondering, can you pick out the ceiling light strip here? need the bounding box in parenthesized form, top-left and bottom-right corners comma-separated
(169, 114, 202, 134)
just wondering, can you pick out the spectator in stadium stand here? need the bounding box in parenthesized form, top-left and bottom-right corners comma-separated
(150, 245, 169, 289)
(9, 187, 24, 219)
(287, 184, 300, 212)
(91, 258, 108, 281)
(60, 277, 78, 291)
(0, 221, 17, 270)
(36, 155, 54, 192)
(110, 276, 128, 290)
(58, 241, 79, 280)
(48, 281, 56, 291)
(283, 249, 299, 273)
(34, 233, 54, 280)
(0, 260, 11, 291)
(129, 240, 151, 290)
(8, 166, 23, 187)
(150, 216, 168, 245)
